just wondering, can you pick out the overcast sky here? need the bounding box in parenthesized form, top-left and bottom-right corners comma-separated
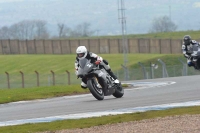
(0, 0, 200, 35)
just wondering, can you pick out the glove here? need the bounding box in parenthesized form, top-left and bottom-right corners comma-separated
(95, 60, 101, 65)
(188, 62, 193, 66)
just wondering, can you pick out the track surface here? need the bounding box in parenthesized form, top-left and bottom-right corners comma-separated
(0, 75, 200, 124)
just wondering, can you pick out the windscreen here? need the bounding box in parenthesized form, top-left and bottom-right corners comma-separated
(79, 58, 89, 68)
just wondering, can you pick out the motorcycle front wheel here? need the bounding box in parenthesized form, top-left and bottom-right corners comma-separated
(87, 78, 104, 100)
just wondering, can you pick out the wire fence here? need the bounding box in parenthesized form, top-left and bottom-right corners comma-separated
(1, 60, 200, 89)
(0, 73, 67, 89)
(115, 60, 200, 81)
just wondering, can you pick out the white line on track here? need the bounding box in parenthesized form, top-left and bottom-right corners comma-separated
(125, 81, 176, 90)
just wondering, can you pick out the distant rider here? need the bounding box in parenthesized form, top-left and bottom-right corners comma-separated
(182, 35, 200, 68)
(75, 46, 120, 89)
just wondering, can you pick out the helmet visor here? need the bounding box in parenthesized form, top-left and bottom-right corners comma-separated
(77, 53, 85, 58)
(184, 39, 190, 45)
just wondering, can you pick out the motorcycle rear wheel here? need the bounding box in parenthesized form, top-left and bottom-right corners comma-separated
(87, 78, 104, 100)
(113, 83, 124, 98)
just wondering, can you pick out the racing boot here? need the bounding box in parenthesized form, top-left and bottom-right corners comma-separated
(81, 82, 87, 89)
(107, 69, 120, 84)
(101, 60, 120, 84)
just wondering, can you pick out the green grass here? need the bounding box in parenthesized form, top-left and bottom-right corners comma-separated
(0, 55, 76, 74)
(129, 54, 185, 69)
(126, 30, 200, 39)
(77, 30, 200, 39)
(0, 85, 89, 104)
(0, 54, 182, 75)
(0, 106, 199, 133)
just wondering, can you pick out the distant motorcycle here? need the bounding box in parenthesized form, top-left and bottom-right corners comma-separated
(191, 44, 200, 70)
(77, 58, 124, 100)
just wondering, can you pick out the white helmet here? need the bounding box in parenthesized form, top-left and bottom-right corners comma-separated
(76, 46, 87, 60)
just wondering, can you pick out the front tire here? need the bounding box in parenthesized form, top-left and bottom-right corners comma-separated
(87, 78, 104, 100)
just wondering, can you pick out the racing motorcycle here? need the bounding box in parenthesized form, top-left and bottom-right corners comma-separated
(191, 44, 200, 70)
(77, 58, 124, 100)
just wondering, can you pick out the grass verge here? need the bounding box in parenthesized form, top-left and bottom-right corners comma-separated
(0, 84, 131, 104)
(0, 106, 199, 133)
(0, 85, 89, 104)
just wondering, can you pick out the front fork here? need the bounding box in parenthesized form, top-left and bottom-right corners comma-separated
(94, 77, 102, 88)
(88, 76, 102, 89)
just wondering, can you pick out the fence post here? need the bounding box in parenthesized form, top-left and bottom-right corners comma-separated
(35, 71, 40, 87)
(26, 39, 29, 54)
(178, 58, 187, 76)
(121, 64, 129, 81)
(8, 39, 11, 54)
(66, 70, 71, 85)
(157, 59, 168, 78)
(150, 62, 153, 79)
(51, 70, 55, 86)
(20, 71, 24, 88)
(108, 39, 110, 54)
(5, 72, 10, 89)
(150, 62, 158, 79)
(51, 40, 54, 54)
(138, 62, 147, 79)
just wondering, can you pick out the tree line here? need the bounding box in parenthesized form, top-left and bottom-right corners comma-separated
(0, 20, 95, 40)
(0, 15, 177, 40)
(149, 16, 177, 33)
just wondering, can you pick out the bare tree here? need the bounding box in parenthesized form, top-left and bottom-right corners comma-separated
(57, 23, 71, 38)
(0, 20, 49, 40)
(8, 20, 36, 40)
(34, 20, 49, 39)
(0, 26, 10, 39)
(70, 22, 94, 37)
(9, 23, 22, 39)
(58, 23, 65, 38)
(7, 20, 50, 40)
(0, 20, 96, 39)
(82, 22, 94, 37)
(149, 16, 177, 33)
(70, 24, 82, 37)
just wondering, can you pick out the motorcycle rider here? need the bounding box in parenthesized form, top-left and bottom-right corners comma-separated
(182, 35, 200, 69)
(75, 46, 120, 89)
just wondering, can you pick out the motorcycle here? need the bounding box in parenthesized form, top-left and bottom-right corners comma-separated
(77, 58, 124, 100)
(191, 44, 200, 70)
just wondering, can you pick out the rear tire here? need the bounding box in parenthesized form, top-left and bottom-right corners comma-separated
(196, 59, 200, 70)
(87, 78, 104, 100)
(113, 83, 124, 98)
